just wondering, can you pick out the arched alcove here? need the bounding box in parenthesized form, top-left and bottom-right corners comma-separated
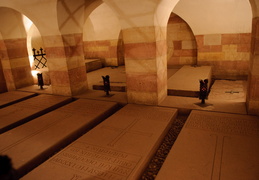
(0, 7, 33, 90)
(83, 2, 126, 92)
(26, 19, 50, 86)
(167, 12, 197, 67)
(83, 2, 122, 67)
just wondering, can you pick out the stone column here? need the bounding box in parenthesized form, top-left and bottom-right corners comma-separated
(247, 17, 259, 115)
(0, 38, 33, 91)
(43, 33, 87, 96)
(123, 26, 167, 105)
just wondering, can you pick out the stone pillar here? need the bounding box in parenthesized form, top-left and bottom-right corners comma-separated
(247, 17, 259, 115)
(123, 26, 167, 105)
(43, 33, 87, 96)
(0, 38, 33, 91)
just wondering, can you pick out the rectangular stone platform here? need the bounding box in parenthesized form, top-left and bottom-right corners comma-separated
(167, 65, 212, 97)
(0, 91, 36, 108)
(85, 59, 103, 72)
(0, 99, 119, 177)
(156, 110, 259, 180)
(22, 104, 178, 180)
(0, 94, 72, 133)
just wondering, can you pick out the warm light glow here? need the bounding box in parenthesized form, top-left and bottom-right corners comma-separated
(22, 15, 33, 33)
(31, 70, 40, 77)
(29, 55, 34, 68)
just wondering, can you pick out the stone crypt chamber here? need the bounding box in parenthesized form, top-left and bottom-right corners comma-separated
(0, 0, 259, 179)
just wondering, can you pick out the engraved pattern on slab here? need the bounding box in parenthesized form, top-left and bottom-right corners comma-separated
(101, 118, 153, 147)
(49, 143, 141, 180)
(186, 113, 259, 136)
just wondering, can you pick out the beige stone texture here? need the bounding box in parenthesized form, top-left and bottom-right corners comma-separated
(122, 26, 156, 44)
(47, 57, 68, 71)
(1, 59, 11, 69)
(167, 65, 212, 95)
(204, 34, 222, 45)
(42, 35, 64, 48)
(104, 58, 118, 66)
(127, 91, 158, 105)
(179, 57, 197, 64)
(0, 99, 118, 177)
(22, 104, 177, 180)
(51, 85, 72, 96)
(125, 59, 157, 73)
(156, 110, 259, 180)
(182, 40, 196, 49)
(198, 52, 224, 61)
(9, 57, 31, 69)
(0, 91, 36, 108)
(66, 56, 85, 70)
(0, 94, 72, 133)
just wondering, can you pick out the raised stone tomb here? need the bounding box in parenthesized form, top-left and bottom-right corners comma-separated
(0, 94, 72, 133)
(0, 99, 119, 177)
(156, 110, 259, 180)
(0, 91, 36, 108)
(22, 104, 178, 180)
(167, 65, 212, 97)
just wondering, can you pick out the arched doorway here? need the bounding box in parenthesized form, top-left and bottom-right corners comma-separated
(25, 17, 51, 89)
(83, 2, 126, 93)
(0, 7, 34, 91)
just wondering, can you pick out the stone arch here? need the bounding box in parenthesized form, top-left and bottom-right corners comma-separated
(167, 12, 197, 67)
(0, 7, 33, 91)
(83, 2, 122, 67)
(247, 0, 259, 115)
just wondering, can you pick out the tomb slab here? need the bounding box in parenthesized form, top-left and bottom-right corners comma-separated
(0, 99, 119, 177)
(22, 104, 178, 180)
(0, 94, 72, 133)
(0, 91, 36, 108)
(156, 110, 259, 180)
(167, 65, 212, 97)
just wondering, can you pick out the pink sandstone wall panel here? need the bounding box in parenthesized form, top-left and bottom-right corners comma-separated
(167, 14, 197, 66)
(247, 17, 259, 115)
(3, 38, 33, 89)
(84, 40, 119, 66)
(43, 34, 87, 96)
(196, 33, 251, 79)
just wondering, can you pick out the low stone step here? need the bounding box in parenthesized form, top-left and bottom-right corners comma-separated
(0, 91, 36, 108)
(156, 110, 259, 180)
(0, 99, 119, 178)
(85, 59, 103, 72)
(22, 104, 178, 180)
(0, 94, 72, 133)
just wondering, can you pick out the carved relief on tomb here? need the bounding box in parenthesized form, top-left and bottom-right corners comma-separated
(186, 113, 259, 136)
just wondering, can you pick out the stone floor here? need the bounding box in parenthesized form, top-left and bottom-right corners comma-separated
(10, 66, 258, 179)
(18, 66, 247, 115)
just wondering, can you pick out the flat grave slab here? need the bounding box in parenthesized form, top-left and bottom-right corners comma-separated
(0, 94, 72, 133)
(0, 99, 119, 177)
(22, 104, 178, 180)
(167, 65, 212, 97)
(85, 59, 103, 72)
(156, 110, 259, 180)
(0, 91, 36, 108)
